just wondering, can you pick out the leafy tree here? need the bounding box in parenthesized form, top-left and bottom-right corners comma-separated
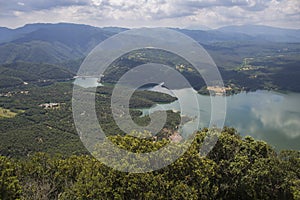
(0, 156, 22, 200)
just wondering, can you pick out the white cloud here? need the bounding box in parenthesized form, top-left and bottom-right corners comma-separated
(91, 0, 103, 6)
(17, 2, 25, 6)
(0, 0, 299, 29)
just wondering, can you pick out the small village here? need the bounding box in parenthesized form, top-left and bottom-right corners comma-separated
(0, 90, 29, 97)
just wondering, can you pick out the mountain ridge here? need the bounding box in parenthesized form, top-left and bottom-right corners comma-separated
(217, 24, 300, 43)
(1, 23, 299, 46)
(0, 23, 298, 65)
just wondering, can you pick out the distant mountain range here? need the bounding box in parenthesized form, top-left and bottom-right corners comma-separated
(0, 23, 299, 92)
(217, 25, 300, 43)
(0, 23, 299, 65)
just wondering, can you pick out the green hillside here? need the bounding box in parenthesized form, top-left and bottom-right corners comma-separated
(0, 41, 83, 64)
(0, 62, 74, 88)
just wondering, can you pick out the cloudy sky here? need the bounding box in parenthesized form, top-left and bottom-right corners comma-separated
(0, 0, 299, 29)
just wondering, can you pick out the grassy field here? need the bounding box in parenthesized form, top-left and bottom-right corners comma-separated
(0, 107, 18, 118)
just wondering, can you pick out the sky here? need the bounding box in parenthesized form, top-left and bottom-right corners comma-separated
(0, 0, 299, 29)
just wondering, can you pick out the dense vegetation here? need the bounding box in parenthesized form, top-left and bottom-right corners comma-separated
(0, 128, 299, 200)
(0, 82, 179, 157)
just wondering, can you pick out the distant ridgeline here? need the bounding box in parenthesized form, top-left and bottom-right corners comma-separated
(0, 23, 299, 92)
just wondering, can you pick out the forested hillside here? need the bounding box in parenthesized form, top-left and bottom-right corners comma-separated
(1, 128, 299, 200)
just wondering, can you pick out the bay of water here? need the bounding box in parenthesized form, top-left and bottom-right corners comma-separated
(141, 85, 300, 151)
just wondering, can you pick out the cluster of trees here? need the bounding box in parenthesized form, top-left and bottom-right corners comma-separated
(0, 127, 299, 199)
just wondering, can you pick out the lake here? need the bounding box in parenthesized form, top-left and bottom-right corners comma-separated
(74, 78, 300, 151)
(141, 85, 300, 151)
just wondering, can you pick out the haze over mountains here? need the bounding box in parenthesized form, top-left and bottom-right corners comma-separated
(0, 23, 299, 65)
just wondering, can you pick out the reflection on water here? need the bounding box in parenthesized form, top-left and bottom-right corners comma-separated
(142, 87, 300, 151)
(73, 77, 103, 88)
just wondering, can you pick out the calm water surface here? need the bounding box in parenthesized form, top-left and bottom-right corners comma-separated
(142, 86, 300, 151)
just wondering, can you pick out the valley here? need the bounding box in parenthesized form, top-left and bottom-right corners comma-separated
(0, 23, 299, 199)
(0, 23, 300, 157)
